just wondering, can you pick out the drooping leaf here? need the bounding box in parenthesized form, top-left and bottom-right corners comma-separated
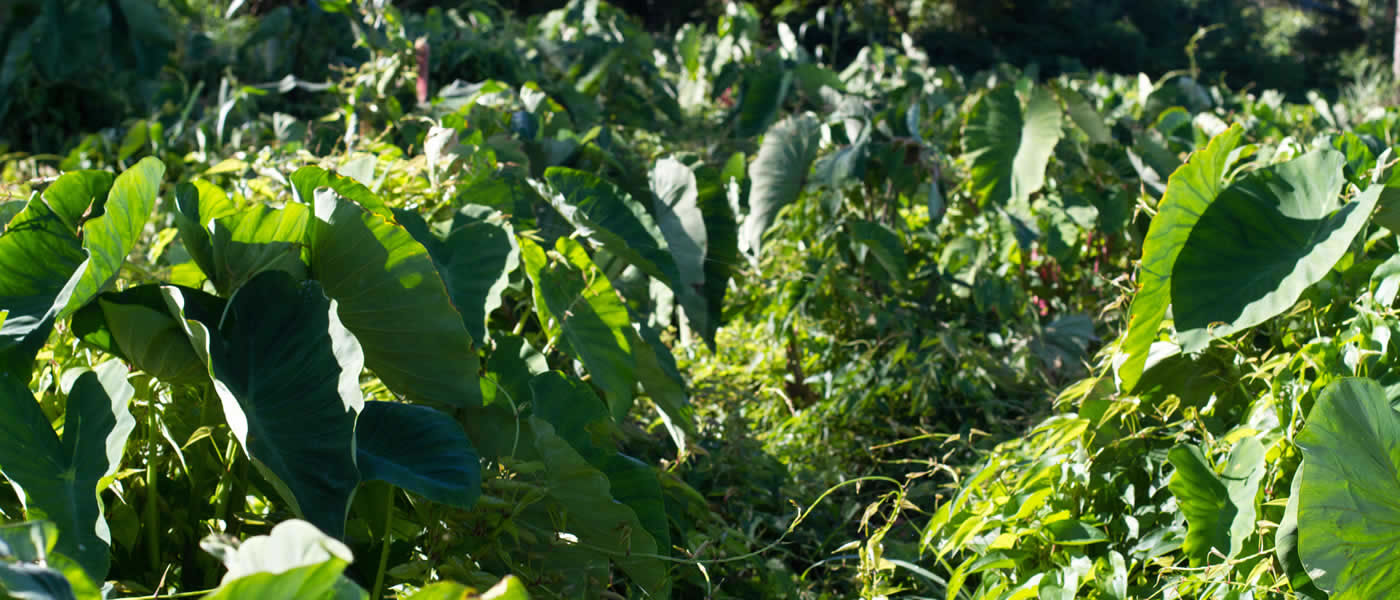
(1297, 377, 1400, 598)
(519, 237, 636, 421)
(963, 85, 1063, 208)
(847, 220, 908, 281)
(650, 158, 707, 298)
(529, 371, 671, 561)
(0, 361, 135, 581)
(356, 402, 481, 509)
(543, 168, 682, 287)
(735, 56, 792, 138)
(310, 191, 481, 408)
(1167, 438, 1265, 566)
(395, 205, 520, 345)
(693, 165, 739, 347)
(627, 322, 696, 451)
(202, 519, 364, 600)
(1055, 84, 1111, 145)
(168, 272, 363, 539)
(1116, 124, 1244, 391)
(529, 418, 670, 598)
(61, 156, 164, 317)
(1172, 149, 1372, 351)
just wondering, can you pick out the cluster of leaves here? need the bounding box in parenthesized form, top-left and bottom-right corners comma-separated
(916, 68, 1400, 600)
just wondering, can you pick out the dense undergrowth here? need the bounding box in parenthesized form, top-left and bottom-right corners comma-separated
(5, 1, 1400, 599)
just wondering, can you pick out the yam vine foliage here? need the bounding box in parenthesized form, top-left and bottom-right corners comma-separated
(10, 0, 1400, 598)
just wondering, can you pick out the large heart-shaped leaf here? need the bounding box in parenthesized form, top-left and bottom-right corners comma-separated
(541, 168, 685, 290)
(1055, 84, 1112, 145)
(1116, 124, 1244, 391)
(61, 156, 164, 317)
(167, 271, 363, 539)
(1297, 377, 1400, 598)
(734, 55, 792, 138)
(0, 361, 135, 581)
(693, 163, 739, 347)
(356, 402, 481, 509)
(742, 113, 820, 257)
(519, 237, 635, 421)
(309, 191, 481, 408)
(529, 372, 670, 560)
(1166, 438, 1265, 566)
(1172, 149, 1374, 351)
(395, 205, 520, 345)
(963, 85, 1063, 209)
(650, 158, 709, 334)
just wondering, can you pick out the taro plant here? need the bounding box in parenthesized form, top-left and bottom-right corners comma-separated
(0, 149, 717, 596)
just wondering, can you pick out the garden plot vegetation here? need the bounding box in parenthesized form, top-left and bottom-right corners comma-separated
(3, 0, 1400, 598)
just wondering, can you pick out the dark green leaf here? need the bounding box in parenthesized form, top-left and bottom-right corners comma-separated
(169, 272, 363, 539)
(62, 157, 164, 317)
(519, 237, 636, 420)
(208, 202, 310, 295)
(0, 361, 135, 581)
(395, 205, 520, 345)
(356, 402, 481, 509)
(963, 86, 1063, 208)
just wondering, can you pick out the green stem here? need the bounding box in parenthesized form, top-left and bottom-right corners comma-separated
(144, 387, 161, 573)
(370, 486, 396, 600)
(118, 588, 215, 600)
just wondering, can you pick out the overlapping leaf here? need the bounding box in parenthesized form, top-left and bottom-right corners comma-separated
(356, 402, 481, 509)
(309, 192, 481, 408)
(1172, 149, 1374, 350)
(166, 272, 363, 539)
(1167, 438, 1265, 566)
(396, 205, 520, 345)
(963, 85, 1063, 208)
(1117, 125, 1243, 391)
(0, 361, 135, 581)
(519, 237, 636, 421)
